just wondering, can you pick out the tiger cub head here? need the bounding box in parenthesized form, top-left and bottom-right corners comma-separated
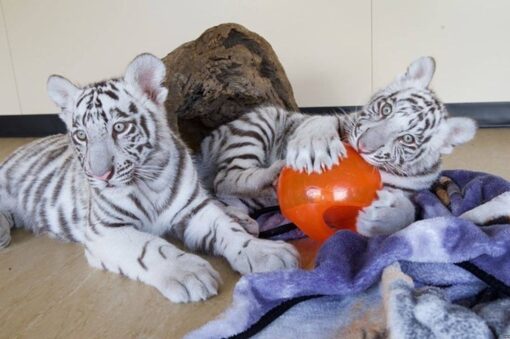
(346, 56, 476, 176)
(47, 53, 170, 188)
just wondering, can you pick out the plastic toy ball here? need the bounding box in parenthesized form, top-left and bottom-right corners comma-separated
(277, 144, 382, 242)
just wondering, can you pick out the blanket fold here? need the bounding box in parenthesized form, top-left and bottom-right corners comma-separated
(188, 170, 510, 339)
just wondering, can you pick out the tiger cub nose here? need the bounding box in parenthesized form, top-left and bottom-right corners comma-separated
(93, 168, 114, 181)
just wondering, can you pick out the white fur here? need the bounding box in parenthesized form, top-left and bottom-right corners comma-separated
(47, 75, 81, 125)
(124, 53, 168, 106)
(460, 191, 510, 225)
(357, 188, 416, 236)
(440, 117, 478, 154)
(1, 54, 299, 304)
(400, 56, 435, 89)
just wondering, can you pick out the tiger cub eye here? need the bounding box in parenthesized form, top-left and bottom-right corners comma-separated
(74, 130, 87, 142)
(400, 134, 415, 144)
(381, 104, 392, 116)
(113, 122, 127, 133)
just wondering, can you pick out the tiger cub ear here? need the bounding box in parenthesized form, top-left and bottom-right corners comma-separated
(402, 56, 436, 89)
(47, 75, 80, 123)
(124, 53, 168, 106)
(440, 117, 477, 154)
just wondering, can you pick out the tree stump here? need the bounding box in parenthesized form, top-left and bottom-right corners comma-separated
(162, 23, 298, 151)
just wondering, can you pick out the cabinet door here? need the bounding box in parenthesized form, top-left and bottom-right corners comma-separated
(373, 0, 510, 103)
(2, 0, 371, 114)
(0, 3, 20, 115)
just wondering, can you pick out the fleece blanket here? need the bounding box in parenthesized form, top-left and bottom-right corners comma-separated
(188, 170, 510, 339)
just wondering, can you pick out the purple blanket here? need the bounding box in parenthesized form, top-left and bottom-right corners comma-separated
(188, 170, 510, 338)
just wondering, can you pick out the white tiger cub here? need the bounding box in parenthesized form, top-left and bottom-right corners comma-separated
(199, 57, 477, 236)
(0, 54, 298, 303)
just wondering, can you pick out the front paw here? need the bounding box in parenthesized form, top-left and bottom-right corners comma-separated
(154, 253, 221, 303)
(286, 116, 345, 174)
(356, 189, 415, 237)
(231, 238, 299, 274)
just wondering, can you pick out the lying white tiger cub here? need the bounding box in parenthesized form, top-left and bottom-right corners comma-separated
(0, 54, 298, 303)
(199, 57, 477, 236)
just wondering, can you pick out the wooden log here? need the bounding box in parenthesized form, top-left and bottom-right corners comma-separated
(162, 23, 298, 151)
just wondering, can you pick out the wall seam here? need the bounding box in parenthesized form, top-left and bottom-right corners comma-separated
(370, 0, 374, 93)
(0, 0, 23, 115)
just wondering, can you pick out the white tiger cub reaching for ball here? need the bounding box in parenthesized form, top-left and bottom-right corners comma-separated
(199, 57, 477, 236)
(0, 54, 298, 303)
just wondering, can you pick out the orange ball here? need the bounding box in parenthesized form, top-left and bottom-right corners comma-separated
(277, 144, 382, 242)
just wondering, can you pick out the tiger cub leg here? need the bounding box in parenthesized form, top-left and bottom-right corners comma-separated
(221, 204, 260, 236)
(460, 191, 510, 225)
(216, 160, 285, 197)
(356, 188, 416, 236)
(181, 201, 299, 274)
(0, 213, 14, 248)
(84, 225, 221, 303)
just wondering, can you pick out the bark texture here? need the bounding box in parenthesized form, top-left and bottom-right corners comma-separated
(162, 23, 298, 151)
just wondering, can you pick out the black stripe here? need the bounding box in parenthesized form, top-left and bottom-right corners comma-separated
(220, 153, 262, 165)
(455, 261, 510, 297)
(257, 112, 276, 141)
(137, 241, 149, 270)
(51, 157, 73, 206)
(23, 145, 69, 210)
(223, 141, 259, 152)
(37, 198, 51, 234)
(158, 135, 187, 211)
(228, 295, 324, 338)
(57, 206, 76, 241)
(95, 193, 140, 222)
(104, 90, 119, 100)
(128, 193, 152, 222)
(227, 125, 266, 146)
(6, 136, 64, 194)
(383, 183, 416, 193)
(249, 120, 271, 147)
(158, 245, 168, 259)
(168, 183, 201, 226)
(172, 198, 212, 239)
(139, 115, 150, 138)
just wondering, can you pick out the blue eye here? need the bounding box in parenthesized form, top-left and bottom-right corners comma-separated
(400, 134, 415, 144)
(113, 122, 128, 133)
(74, 130, 87, 141)
(381, 104, 392, 116)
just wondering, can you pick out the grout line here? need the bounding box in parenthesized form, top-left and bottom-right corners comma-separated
(0, 0, 24, 115)
(370, 0, 374, 93)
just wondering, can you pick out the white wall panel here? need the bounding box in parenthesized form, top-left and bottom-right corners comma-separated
(373, 0, 510, 103)
(0, 3, 20, 115)
(2, 0, 371, 114)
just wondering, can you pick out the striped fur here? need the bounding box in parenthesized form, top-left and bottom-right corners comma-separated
(198, 106, 305, 213)
(199, 57, 477, 236)
(0, 54, 298, 303)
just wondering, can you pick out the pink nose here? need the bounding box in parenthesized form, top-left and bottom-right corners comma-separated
(94, 169, 113, 181)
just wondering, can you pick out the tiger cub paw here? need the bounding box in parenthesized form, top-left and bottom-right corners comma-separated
(286, 116, 345, 174)
(154, 253, 221, 303)
(356, 188, 415, 237)
(0, 214, 12, 249)
(230, 238, 299, 274)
